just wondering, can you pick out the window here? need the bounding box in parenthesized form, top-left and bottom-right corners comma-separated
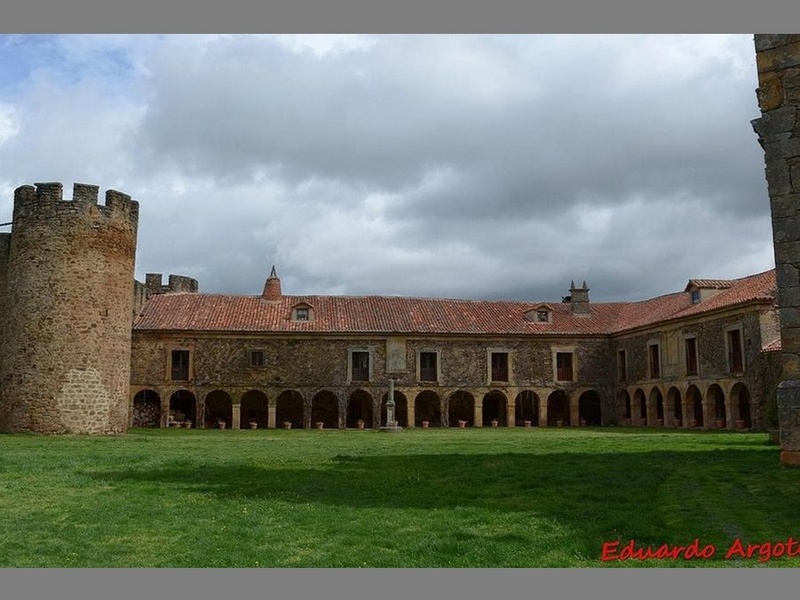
(648, 344, 661, 379)
(490, 352, 509, 382)
(249, 350, 265, 367)
(685, 338, 698, 376)
(617, 350, 627, 382)
(295, 307, 309, 321)
(171, 350, 190, 381)
(727, 329, 744, 372)
(556, 352, 574, 382)
(690, 289, 701, 304)
(419, 351, 438, 382)
(351, 351, 370, 381)
(536, 310, 550, 323)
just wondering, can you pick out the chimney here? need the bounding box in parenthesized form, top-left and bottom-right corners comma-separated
(569, 280, 590, 315)
(262, 265, 282, 301)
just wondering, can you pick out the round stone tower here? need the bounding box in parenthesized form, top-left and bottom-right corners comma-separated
(0, 182, 139, 433)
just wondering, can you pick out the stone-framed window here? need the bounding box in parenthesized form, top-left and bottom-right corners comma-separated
(487, 349, 511, 383)
(349, 350, 371, 382)
(684, 336, 698, 376)
(726, 326, 744, 373)
(617, 349, 627, 382)
(170, 349, 191, 382)
(418, 350, 439, 382)
(249, 349, 266, 368)
(648, 342, 661, 379)
(555, 352, 574, 382)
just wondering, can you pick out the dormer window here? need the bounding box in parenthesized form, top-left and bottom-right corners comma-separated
(690, 289, 700, 304)
(291, 303, 313, 322)
(524, 304, 552, 323)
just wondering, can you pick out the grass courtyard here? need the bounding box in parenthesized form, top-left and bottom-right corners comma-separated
(0, 426, 798, 567)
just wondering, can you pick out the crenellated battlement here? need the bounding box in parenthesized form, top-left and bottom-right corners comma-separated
(12, 182, 139, 229)
(145, 272, 199, 296)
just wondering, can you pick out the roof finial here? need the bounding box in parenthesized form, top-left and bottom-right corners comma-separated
(269, 265, 277, 278)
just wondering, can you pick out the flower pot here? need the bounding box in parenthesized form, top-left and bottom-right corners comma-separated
(715, 419, 725, 429)
(491, 420, 499, 428)
(674, 419, 681, 428)
(249, 421, 258, 430)
(357, 421, 365, 430)
(556, 419, 564, 428)
(624, 418, 631, 426)
(421, 420, 429, 429)
(523, 420, 532, 428)
(315, 421, 324, 430)
(656, 418, 664, 427)
(283, 421, 292, 430)
(688, 419, 698, 428)
(183, 421, 192, 429)
(218, 421, 226, 430)
(580, 418, 587, 427)
(458, 420, 467, 428)
(735, 419, 746, 430)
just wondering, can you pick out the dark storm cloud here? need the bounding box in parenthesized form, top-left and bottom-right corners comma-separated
(0, 35, 775, 303)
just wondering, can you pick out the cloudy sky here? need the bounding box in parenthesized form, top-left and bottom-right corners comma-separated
(0, 34, 774, 303)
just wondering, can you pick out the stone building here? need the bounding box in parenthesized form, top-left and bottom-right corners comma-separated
(129, 267, 781, 432)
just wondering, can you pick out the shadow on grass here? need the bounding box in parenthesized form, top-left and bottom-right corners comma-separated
(92, 444, 800, 551)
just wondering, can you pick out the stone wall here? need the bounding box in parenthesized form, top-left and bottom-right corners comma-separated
(753, 34, 800, 464)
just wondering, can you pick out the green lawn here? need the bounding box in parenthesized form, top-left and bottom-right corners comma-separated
(0, 426, 797, 567)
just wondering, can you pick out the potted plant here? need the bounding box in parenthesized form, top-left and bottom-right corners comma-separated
(315, 421, 324, 430)
(715, 418, 725, 429)
(523, 420, 532, 427)
(735, 419, 746, 430)
(688, 418, 698, 428)
(217, 420, 226, 430)
(357, 419, 365, 430)
(283, 420, 292, 430)
(249, 421, 258, 429)
(491, 419, 499, 427)
(421, 420, 429, 429)
(183, 420, 192, 429)
(458, 420, 467, 428)
(556, 419, 564, 427)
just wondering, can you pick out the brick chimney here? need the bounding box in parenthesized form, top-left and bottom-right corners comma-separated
(569, 280, 590, 315)
(262, 265, 282, 301)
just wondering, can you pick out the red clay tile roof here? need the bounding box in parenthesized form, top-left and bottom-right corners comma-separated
(684, 278, 735, 291)
(133, 269, 777, 337)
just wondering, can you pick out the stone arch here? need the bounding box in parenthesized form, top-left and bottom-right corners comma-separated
(276, 390, 304, 429)
(706, 384, 726, 429)
(515, 390, 539, 426)
(547, 390, 570, 426)
(618, 389, 632, 425)
(667, 386, 682, 427)
(415, 390, 441, 427)
(730, 382, 752, 429)
(448, 390, 474, 427)
(347, 389, 374, 428)
(311, 390, 340, 429)
(204, 390, 233, 428)
(686, 384, 703, 428)
(380, 391, 408, 428)
(578, 389, 602, 426)
(132, 389, 161, 428)
(649, 387, 664, 426)
(169, 389, 196, 427)
(240, 390, 268, 429)
(633, 388, 647, 425)
(483, 390, 508, 426)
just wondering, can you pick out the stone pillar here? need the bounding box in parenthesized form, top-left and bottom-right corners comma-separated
(664, 399, 674, 427)
(474, 399, 483, 427)
(539, 396, 548, 427)
(231, 404, 241, 430)
(407, 396, 416, 428)
(753, 35, 800, 464)
(267, 401, 276, 429)
(506, 400, 516, 427)
(570, 399, 579, 427)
